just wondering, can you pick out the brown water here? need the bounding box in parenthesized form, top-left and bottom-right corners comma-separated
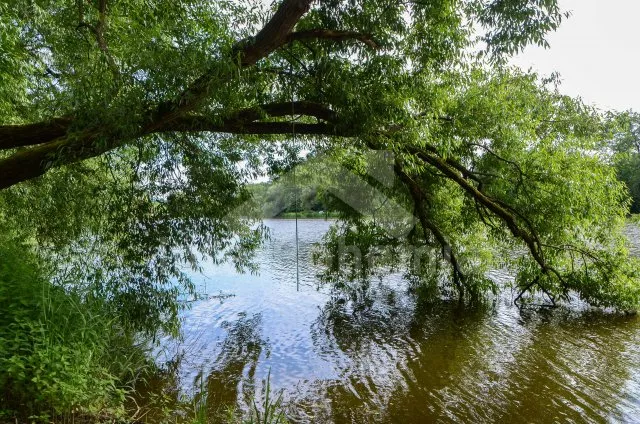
(157, 220, 640, 423)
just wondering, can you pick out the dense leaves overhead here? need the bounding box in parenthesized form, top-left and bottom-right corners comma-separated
(1, 0, 639, 318)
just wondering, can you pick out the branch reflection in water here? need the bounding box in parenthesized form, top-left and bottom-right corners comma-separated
(148, 219, 640, 423)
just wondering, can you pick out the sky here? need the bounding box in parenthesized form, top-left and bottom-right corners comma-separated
(510, 0, 640, 112)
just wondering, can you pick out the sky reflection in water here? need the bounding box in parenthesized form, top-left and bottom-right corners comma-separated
(157, 219, 640, 423)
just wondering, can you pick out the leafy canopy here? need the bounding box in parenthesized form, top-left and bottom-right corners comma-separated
(1, 0, 639, 318)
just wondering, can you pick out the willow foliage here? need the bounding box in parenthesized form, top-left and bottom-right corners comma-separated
(1, 0, 638, 318)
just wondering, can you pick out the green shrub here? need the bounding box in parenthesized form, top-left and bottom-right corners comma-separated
(0, 235, 149, 421)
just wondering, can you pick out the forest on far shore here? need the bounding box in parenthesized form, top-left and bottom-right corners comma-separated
(250, 111, 640, 219)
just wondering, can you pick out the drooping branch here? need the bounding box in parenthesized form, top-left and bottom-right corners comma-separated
(414, 148, 569, 297)
(396, 144, 574, 304)
(514, 276, 539, 304)
(418, 150, 544, 262)
(466, 141, 527, 193)
(394, 162, 466, 297)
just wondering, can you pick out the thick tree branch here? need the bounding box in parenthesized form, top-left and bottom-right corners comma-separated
(0, 0, 388, 189)
(237, 0, 314, 66)
(0, 101, 339, 151)
(0, 137, 81, 190)
(0, 118, 72, 150)
(2, 101, 337, 150)
(0, 100, 348, 190)
(151, 0, 314, 128)
(161, 101, 343, 134)
(227, 101, 339, 123)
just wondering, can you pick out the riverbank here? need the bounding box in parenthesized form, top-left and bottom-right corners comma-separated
(273, 211, 340, 219)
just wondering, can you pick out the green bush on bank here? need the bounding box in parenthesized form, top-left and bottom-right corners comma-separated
(0, 236, 152, 422)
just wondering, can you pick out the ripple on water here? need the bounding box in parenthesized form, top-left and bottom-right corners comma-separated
(155, 219, 640, 423)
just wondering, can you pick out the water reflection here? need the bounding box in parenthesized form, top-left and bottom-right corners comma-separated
(305, 295, 640, 423)
(202, 313, 264, 417)
(157, 219, 640, 423)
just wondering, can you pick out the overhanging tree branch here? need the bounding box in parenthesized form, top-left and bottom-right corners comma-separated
(150, 0, 315, 127)
(1, 0, 382, 188)
(395, 163, 466, 297)
(236, 0, 314, 67)
(0, 101, 340, 151)
(414, 147, 568, 293)
(226, 101, 339, 123)
(159, 119, 341, 136)
(0, 100, 349, 190)
(0, 118, 72, 150)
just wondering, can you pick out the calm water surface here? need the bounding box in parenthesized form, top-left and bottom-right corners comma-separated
(158, 219, 640, 423)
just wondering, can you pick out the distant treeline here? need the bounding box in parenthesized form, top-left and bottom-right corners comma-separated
(611, 112, 640, 214)
(248, 181, 338, 218)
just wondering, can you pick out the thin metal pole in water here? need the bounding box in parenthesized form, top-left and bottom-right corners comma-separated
(291, 64, 300, 292)
(294, 160, 300, 292)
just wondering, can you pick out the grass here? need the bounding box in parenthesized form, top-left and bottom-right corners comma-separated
(0, 236, 157, 423)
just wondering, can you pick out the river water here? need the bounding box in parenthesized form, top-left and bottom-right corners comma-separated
(157, 219, 640, 423)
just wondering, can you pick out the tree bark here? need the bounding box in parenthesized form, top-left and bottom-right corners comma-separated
(0, 118, 71, 150)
